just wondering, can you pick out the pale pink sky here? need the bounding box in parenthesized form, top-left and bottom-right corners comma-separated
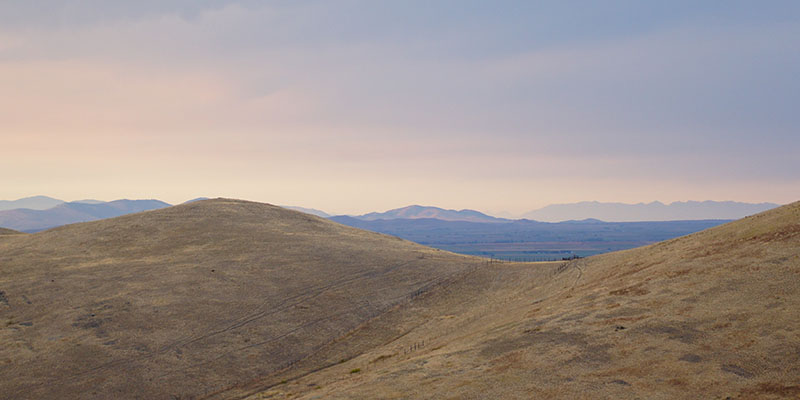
(1, 2, 798, 215)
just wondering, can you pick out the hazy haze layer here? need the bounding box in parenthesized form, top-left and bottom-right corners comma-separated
(1, 1, 798, 212)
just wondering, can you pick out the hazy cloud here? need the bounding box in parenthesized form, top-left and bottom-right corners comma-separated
(1, 1, 798, 212)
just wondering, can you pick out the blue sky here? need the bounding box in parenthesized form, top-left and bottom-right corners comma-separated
(1, 1, 798, 214)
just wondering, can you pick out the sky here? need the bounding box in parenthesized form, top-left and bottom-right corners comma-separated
(1, 1, 799, 216)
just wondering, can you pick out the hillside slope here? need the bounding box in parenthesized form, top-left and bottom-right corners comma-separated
(0, 199, 481, 399)
(0, 227, 22, 236)
(250, 201, 800, 399)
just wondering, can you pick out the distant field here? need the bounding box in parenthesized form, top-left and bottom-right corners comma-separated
(433, 241, 635, 261)
(330, 217, 731, 261)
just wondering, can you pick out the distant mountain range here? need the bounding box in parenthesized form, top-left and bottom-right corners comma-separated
(351, 205, 507, 223)
(0, 195, 66, 211)
(0, 199, 170, 232)
(0, 196, 782, 233)
(281, 206, 331, 218)
(522, 200, 780, 222)
(337, 201, 779, 223)
(0, 195, 145, 211)
(330, 203, 753, 259)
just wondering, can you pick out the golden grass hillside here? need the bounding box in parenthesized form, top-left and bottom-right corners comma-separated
(0, 199, 484, 399)
(2, 199, 798, 399)
(0, 227, 22, 236)
(244, 201, 800, 400)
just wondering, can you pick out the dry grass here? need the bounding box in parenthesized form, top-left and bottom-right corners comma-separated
(2, 199, 799, 399)
(0, 227, 22, 236)
(243, 201, 800, 400)
(0, 199, 483, 399)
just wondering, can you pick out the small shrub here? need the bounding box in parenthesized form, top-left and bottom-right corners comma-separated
(371, 354, 394, 363)
(349, 368, 361, 374)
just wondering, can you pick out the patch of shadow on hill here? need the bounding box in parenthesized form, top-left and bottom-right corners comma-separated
(479, 327, 611, 365)
(741, 383, 800, 398)
(721, 363, 755, 378)
(595, 307, 648, 319)
(634, 322, 704, 344)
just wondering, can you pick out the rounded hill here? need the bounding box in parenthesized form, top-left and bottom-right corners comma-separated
(0, 199, 481, 399)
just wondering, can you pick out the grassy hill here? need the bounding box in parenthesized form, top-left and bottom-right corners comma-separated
(0, 227, 23, 236)
(0, 199, 482, 399)
(240, 201, 800, 399)
(2, 198, 798, 399)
